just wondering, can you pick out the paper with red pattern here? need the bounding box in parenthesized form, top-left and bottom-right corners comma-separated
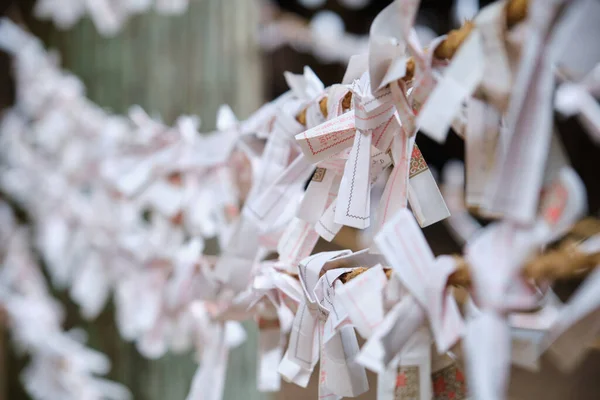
(409, 145, 428, 178)
(432, 363, 468, 400)
(295, 111, 357, 164)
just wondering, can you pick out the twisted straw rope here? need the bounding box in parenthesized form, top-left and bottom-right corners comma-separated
(336, 218, 600, 286)
(449, 240, 600, 287)
(338, 241, 600, 286)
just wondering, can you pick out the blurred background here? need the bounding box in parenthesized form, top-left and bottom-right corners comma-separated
(1, 0, 600, 399)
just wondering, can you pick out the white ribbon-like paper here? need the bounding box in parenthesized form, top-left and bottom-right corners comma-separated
(464, 166, 586, 400)
(376, 208, 465, 354)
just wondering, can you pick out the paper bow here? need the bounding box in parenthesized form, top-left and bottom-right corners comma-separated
(463, 166, 586, 400)
(114, 232, 201, 355)
(355, 211, 463, 400)
(368, 0, 421, 92)
(377, 25, 463, 231)
(357, 303, 434, 399)
(115, 265, 170, 355)
(335, 75, 400, 230)
(279, 251, 348, 387)
(216, 81, 318, 291)
(296, 156, 344, 227)
(335, 265, 424, 400)
(295, 73, 398, 230)
(315, 150, 393, 242)
(240, 91, 308, 236)
(284, 66, 326, 105)
(369, 0, 441, 122)
(279, 250, 370, 398)
(295, 85, 355, 240)
(375, 208, 466, 355)
(251, 262, 305, 392)
(335, 264, 388, 339)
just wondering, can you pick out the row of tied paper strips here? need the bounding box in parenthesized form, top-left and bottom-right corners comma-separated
(1, 0, 600, 398)
(33, 0, 190, 36)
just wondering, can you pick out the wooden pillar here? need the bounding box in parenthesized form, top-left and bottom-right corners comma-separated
(13, 1, 267, 400)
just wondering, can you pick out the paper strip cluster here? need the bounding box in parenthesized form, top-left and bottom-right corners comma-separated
(1, 0, 600, 399)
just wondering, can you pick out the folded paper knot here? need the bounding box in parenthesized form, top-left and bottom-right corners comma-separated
(352, 74, 397, 131)
(253, 263, 305, 330)
(332, 75, 398, 230)
(280, 251, 349, 385)
(295, 74, 399, 232)
(343, 220, 600, 291)
(463, 166, 586, 400)
(375, 208, 465, 355)
(281, 250, 374, 397)
(373, 36, 451, 229)
(249, 266, 302, 394)
(446, 233, 600, 288)
(285, 66, 326, 106)
(335, 264, 389, 341)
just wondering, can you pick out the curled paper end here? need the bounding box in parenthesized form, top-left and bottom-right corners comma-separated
(302, 66, 326, 97)
(176, 115, 201, 140)
(128, 105, 154, 127)
(367, 1, 409, 92)
(442, 160, 465, 187)
(216, 105, 238, 131)
(555, 83, 584, 117)
(342, 54, 369, 85)
(225, 321, 247, 348)
(284, 67, 325, 102)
